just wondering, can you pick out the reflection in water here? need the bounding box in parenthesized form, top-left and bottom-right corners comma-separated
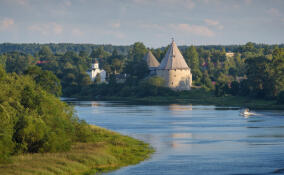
(168, 104, 192, 111)
(171, 133, 193, 139)
(72, 101, 284, 175)
(91, 101, 100, 107)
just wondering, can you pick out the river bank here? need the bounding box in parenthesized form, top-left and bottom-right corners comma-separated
(72, 89, 284, 110)
(0, 125, 154, 175)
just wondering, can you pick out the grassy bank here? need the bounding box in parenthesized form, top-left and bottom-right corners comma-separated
(0, 125, 154, 175)
(74, 89, 284, 110)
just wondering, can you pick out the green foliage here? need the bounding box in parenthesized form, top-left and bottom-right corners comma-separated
(145, 76, 165, 87)
(1, 42, 284, 101)
(201, 71, 213, 90)
(90, 46, 111, 58)
(128, 42, 147, 61)
(5, 52, 35, 74)
(124, 59, 149, 84)
(38, 46, 53, 58)
(24, 66, 62, 96)
(270, 48, 284, 96)
(184, 46, 202, 82)
(0, 66, 97, 161)
(245, 56, 271, 98)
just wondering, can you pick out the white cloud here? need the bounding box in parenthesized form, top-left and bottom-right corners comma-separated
(72, 28, 83, 36)
(8, 0, 29, 6)
(204, 19, 224, 30)
(170, 23, 215, 37)
(244, 0, 252, 5)
(64, 0, 72, 7)
(267, 8, 281, 17)
(28, 22, 63, 35)
(109, 21, 121, 29)
(204, 19, 219, 26)
(139, 23, 164, 31)
(132, 0, 195, 9)
(0, 18, 15, 30)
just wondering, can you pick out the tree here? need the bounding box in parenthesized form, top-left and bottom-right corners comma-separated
(201, 71, 213, 89)
(128, 42, 147, 61)
(146, 76, 165, 87)
(184, 46, 202, 82)
(25, 66, 62, 97)
(214, 73, 231, 96)
(124, 59, 149, 85)
(230, 81, 240, 96)
(90, 46, 110, 58)
(38, 46, 53, 59)
(245, 56, 271, 98)
(270, 48, 284, 97)
(5, 52, 35, 74)
(124, 42, 148, 85)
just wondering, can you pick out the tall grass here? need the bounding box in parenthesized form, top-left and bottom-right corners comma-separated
(0, 125, 154, 175)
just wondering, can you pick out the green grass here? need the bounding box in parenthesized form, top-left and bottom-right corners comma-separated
(0, 125, 154, 175)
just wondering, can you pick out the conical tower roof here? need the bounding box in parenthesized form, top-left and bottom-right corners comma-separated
(143, 51, 160, 68)
(158, 40, 189, 70)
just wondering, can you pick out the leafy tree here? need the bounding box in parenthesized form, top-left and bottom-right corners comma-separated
(230, 81, 240, 96)
(184, 46, 202, 82)
(90, 46, 110, 58)
(128, 42, 147, 61)
(270, 48, 284, 96)
(5, 52, 35, 74)
(201, 71, 213, 89)
(245, 56, 271, 98)
(38, 46, 53, 59)
(25, 66, 62, 96)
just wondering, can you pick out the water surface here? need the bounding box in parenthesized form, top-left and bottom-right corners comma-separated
(70, 101, 284, 175)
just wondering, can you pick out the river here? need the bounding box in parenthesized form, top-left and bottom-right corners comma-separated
(70, 101, 284, 175)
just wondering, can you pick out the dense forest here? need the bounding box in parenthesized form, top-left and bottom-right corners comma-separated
(0, 42, 283, 104)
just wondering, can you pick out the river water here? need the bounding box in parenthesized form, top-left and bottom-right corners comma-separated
(70, 101, 284, 175)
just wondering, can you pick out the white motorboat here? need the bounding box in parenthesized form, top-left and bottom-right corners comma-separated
(240, 108, 256, 117)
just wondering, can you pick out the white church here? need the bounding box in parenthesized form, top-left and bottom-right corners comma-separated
(87, 60, 106, 83)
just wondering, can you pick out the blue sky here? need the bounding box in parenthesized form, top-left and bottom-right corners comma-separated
(0, 0, 283, 47)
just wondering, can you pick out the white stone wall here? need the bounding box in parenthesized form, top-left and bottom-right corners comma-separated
(157, 69, 192, 90)
(87, 68, 106, 83)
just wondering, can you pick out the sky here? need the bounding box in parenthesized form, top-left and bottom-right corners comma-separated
(0, 0, 284, 47)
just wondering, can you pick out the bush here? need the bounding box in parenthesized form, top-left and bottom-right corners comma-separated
(0, 66, 95, 161)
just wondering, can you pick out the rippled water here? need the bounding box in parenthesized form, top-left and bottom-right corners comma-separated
(70, 101, 284, 175)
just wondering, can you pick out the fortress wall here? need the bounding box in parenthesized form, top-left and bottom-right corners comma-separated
(157, 69, 192, 91)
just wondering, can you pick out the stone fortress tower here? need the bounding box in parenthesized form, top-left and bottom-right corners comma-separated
(156, 39, 192, 90)
(143, 51, 160, 75)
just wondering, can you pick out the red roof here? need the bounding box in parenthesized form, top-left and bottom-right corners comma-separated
(36, 60, 49, 64)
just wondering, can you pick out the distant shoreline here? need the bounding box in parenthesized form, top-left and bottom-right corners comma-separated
(69, 93, 284, 110)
